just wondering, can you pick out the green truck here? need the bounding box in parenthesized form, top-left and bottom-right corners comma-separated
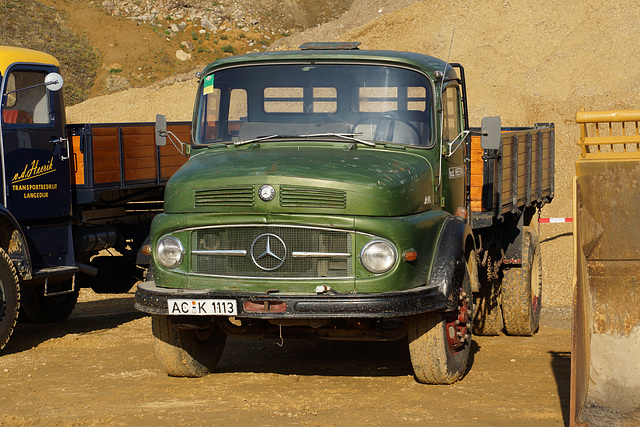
(135, 42, 555, 384)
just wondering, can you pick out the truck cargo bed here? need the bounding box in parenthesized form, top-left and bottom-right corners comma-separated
(67, 122, 190, 204)
(469, 125, 554, 228)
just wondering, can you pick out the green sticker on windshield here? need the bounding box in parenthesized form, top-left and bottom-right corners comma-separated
(203, 75, 214, 95)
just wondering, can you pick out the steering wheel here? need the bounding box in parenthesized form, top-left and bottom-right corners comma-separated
(351, 113, 422, 146)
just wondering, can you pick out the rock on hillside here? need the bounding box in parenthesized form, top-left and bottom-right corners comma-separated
(100, 0, 352, 34)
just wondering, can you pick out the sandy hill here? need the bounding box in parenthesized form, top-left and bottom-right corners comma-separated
(67, 0, 639, 308)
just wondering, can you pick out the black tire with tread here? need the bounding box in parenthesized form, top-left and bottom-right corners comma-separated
(20, 279, 79, 323)
(152, 314, 227, 377)
(473, 278, 504, 336)
(408, 259, 473, 384)
(501, 227, 542, 336)
(0, 247, 20, 351)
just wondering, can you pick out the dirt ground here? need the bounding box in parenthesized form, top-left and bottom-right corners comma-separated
(1, 287, 571, 425)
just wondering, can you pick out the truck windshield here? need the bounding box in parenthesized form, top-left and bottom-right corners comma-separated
(2, 70, 50, 125)
(194, 63, 433, 147)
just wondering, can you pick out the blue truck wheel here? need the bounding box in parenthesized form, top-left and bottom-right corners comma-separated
(0, 248, 19, 351)
(20, 279, 78, 323)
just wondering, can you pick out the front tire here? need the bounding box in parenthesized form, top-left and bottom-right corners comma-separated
(501, 227, 542, 336)
(408, 259, 473, 384)
(0, 248, 20, 351)
(20, 278, 78, 323)
(152, 315, 227, 377)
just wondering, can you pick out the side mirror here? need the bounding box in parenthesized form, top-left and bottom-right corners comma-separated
(481, 116, 502, 150)
(44, 72, 64, 91)
(155, 114, 167, 146)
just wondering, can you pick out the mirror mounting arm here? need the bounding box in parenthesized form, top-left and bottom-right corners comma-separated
(5, 72, 64, 96)
(155, 114, 187, 157)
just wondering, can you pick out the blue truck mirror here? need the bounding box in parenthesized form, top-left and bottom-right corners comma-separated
(481, 116, 502, 150)
(44, 72, 63, 91)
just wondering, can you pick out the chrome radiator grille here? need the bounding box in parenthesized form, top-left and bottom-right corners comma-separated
(191, 226, 353, 278)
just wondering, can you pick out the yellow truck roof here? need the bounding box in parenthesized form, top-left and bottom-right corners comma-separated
(0, 46, 59, 76)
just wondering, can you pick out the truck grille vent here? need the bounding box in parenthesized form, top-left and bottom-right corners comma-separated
(280, 186, 346, 209)
(191, 226, 352, 279)
(194, 185, 254, 207)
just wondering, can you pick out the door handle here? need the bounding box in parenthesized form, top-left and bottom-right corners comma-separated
(50, 137, 70, 161)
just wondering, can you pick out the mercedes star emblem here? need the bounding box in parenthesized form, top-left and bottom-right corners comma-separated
(258, 184, 276, 202)
(250, 233, 287, 270)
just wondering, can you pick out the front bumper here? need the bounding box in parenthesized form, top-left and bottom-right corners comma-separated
(135, 281, 448, 319)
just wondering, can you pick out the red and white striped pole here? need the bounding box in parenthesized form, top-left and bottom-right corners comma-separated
(539, 218, 573, 223)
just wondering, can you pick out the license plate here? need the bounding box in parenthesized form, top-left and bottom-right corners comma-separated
(167, 299, 237, 316)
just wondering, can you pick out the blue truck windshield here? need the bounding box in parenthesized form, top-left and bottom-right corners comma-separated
(194, 63, 434, 147)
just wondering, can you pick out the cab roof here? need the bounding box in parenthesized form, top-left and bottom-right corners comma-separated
(201, 47, 458, 81)
(0, 46, 59, 76)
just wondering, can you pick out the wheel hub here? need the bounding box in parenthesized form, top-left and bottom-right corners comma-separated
(446, 288, 470, 353)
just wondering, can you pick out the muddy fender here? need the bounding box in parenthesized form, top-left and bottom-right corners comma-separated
(429, 216, 473, 310)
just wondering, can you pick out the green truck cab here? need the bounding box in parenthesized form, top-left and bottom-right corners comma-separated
(135, 43, 555, 384)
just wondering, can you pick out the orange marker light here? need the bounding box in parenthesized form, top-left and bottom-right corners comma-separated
(403, 249, 418, 262)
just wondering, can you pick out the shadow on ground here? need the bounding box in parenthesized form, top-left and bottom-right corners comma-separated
(3, 295, 145, 355)
(550, 350, 571, 425)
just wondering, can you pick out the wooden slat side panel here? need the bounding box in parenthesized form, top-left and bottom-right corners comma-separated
(497, 128, 554, 212)
(92, 131, 121, 184)
(77, 122, 191, 188)
(121, 126, 157, 182)
(91, 127, 119, 137)
(71, 135, 85, 186)
(469, 135, 485, 210)
(94, 171, 121, 184)
(469, 186, 483, 201)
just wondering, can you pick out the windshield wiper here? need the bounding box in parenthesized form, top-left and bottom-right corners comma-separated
(232, 134, 287, 147)
(299, 133, 376, 147)
(233, 132, 376, 147)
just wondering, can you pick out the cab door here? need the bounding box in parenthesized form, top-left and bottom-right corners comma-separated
(1, 65, 73, 268)
(440, 84, 466, 215)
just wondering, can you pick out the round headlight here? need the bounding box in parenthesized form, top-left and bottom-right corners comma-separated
(156, 236, 184, 269)
(360, 240, 397, 274)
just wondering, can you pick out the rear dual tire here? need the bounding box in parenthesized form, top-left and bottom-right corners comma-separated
(501, 227, 542, 336)
(473, 278, 504, 336)
(473, 226, 542, 337)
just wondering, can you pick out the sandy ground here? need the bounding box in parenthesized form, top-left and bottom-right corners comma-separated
(1, 287, 571, 425)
